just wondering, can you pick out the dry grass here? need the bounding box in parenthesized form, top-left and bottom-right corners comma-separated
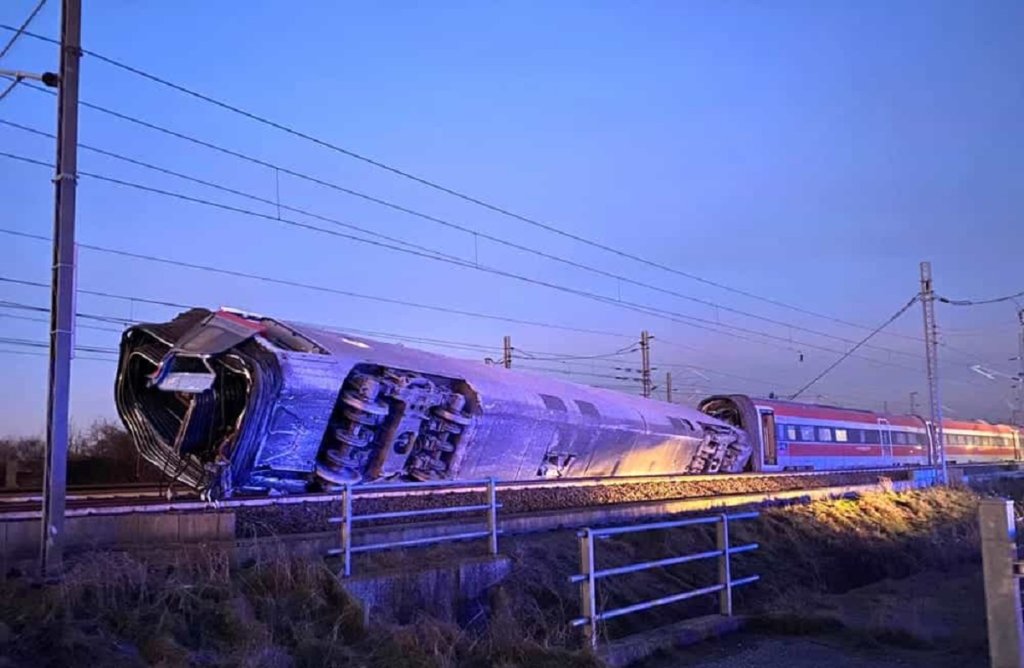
(0, 485, 995, 666)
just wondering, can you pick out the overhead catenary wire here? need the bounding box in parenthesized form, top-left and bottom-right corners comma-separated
(0, 276, 507, 356)
(938, 289, 1024, 307)
(0, 335, 116, 356)
(0, 151, 936, 372)
(0, 117, 929, 356)
(0, 1, 47, 60)
(790, 295, 920, 400)
(0, 250, 636, 341)
(0, 48, 927, 345)
(0, 347, 117, 363)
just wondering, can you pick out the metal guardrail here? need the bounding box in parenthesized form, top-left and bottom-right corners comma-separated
(327, 478, 501, 577)
(570, 511, 760, 649)
(979, 498, 1024, 668)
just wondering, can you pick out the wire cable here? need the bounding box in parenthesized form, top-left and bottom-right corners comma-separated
(790, 295, 920, 400)
(1, 150, 934, 369)
(0, 117, 929, 353)
(938, 290, 1024, 307)
(0, 44, 928, 342)
(0, 1, 46, 60)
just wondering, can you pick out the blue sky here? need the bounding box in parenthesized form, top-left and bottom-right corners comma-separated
(1, 0, 1022, 436)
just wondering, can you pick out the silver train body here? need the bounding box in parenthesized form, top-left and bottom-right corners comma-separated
(115, 308, 751, 497)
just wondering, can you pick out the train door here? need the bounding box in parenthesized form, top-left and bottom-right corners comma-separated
(759, 408, 778, 467)
(878, 418, 892, 461)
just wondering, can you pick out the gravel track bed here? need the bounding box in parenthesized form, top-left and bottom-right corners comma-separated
(237, 469, 907, 538)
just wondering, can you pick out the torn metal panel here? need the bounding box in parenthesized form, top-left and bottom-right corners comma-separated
(114, 308, 751, 497)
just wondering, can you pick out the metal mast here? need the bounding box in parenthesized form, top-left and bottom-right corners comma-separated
(919, 261, 947, 484)
(640, 330, 652, 398)
(40, 0, 82, 577)
(501, 335, 512, 369)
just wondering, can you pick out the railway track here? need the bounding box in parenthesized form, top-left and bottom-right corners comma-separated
(3, 463, 1018, 562)
(1, 462, 1015, 526)
(0, 466, 922, 521)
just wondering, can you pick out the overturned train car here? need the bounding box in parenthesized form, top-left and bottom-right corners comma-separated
(114, 309, 751, 497)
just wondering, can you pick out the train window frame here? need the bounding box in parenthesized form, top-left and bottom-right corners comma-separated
(894, 432, 906, 445)
(538, 394, 567, 412)
(800, 425, 815, 441)
(818, 427, 833, 442)
(834, 428, 848, 443)
(574, 400, 600, 418)
(787, 425, 798, 441)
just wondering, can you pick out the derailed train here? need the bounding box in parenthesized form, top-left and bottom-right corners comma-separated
(115, 308, 752, 497)
(114, 308, 1023, 498)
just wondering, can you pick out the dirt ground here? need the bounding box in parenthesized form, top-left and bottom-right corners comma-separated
(644, 564, 989, 667)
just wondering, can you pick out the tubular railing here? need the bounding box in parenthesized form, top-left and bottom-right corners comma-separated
(570, 511, 760, 649)
(327, 477, 501, 577)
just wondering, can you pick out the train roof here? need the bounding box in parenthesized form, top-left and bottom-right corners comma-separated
(708, 394, 1019, 432)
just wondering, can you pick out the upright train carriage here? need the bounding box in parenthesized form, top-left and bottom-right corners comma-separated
(115, 308, 752, 497)
(699, 394, 1022, 472)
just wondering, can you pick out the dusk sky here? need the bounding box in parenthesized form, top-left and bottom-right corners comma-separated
(1, 0, 1022, 437)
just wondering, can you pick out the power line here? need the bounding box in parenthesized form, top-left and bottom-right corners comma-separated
(0, 308, 123, 333)
(512, 363, 643, 383)
(514, 343, 639, 362)
(0, 77, 21, 102)
(0, 335, 116, 356)
(0, 120, 467, 263)
(0, 263, 634, 357)
(1, 151, 934, 371)
(0, 41, 928, 343)
(0, 117, 929, 356)
(790, 295, 920, 400)
(938, 289, 1024, 307)
(0, 347, 116, 363)
(0, 275, 507, 356)
(0, 1, 47, 60)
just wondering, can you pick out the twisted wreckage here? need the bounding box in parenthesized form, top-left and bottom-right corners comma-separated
(114, 308, 752, 497)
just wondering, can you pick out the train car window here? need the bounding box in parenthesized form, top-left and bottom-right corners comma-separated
(800, 426, 815, 441)
(574, 400, 600, 418)
(818, 427, 833, 442)
(538, 394, 567, 411)
(863, 429, 880, 444)
(787, 425, 798, 441)
(834, 428, 848, 442)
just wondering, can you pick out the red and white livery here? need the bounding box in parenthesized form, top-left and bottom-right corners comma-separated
(698, 394, 1022, 472)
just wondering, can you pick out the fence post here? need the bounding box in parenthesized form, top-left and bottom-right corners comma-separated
(980, 498, 1024, 668)
(579, 528, 598, 650)
(341, 483, 353, 577)
(487, 477, 498, 555)
(717, 514, 733, 616)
